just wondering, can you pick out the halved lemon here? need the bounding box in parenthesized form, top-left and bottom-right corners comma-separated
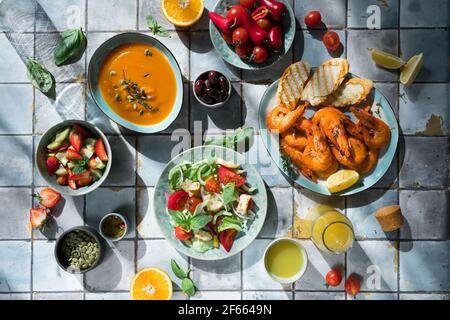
(161, 0, 204, 27)
(369, 48, 405, 69)
(400, 53, 424, 86)
(130, 267, 173, 300)
(326, 170, 359, 193)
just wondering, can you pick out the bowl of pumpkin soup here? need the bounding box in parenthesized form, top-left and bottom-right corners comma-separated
(88, 33, 183, 133)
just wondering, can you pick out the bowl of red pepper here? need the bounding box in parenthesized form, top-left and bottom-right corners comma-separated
(208, 0, 295, 70)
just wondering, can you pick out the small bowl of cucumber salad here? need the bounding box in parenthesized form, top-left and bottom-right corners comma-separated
(36, 120, 112, 196)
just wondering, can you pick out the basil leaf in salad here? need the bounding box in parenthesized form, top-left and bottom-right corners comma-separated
(221, 182, 237, 205)
(170, 259, 189, 279)
(181, 278, 196, 297)
(167, 209, 190, 230)
(217, 216, 242, 233)
(26, 59, 54, 94)
(53, 27, 87, 66)
(205, 127, 253, 151)
(189, 214, 211, 231)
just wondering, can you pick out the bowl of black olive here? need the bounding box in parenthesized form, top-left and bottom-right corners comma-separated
(193, 70, 232, 108)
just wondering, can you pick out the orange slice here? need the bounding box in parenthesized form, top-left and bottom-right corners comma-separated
(161, 0, 204, 27)
(130, 267, 173, 300)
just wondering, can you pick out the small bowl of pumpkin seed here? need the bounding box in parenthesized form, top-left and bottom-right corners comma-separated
(55, 226, 104, 274)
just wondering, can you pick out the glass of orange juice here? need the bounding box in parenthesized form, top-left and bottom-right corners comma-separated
(309, 205, 354, 254)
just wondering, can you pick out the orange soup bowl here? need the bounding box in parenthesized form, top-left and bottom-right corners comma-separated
(88, 33, 183, 133)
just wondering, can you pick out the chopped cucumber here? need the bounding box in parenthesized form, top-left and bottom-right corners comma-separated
(55, 152, 68, 166)
(94, 157, 106, 170)
(47, 127, 71, 150)
(85, 138, 96, 151)
(55, 165, 67, 176)
(47, 153, 56, 157)
(90, 168, 103, 181)
(80, 147, 93, 159)
(67, 161, 76, 169)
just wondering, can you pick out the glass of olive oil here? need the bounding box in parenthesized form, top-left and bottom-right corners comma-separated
(264, 238, 308, 283)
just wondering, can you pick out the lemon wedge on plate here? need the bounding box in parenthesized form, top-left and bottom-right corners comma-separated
(326, 170, 360, 193)
(400, 53, 424, 86)
(161, 0, 204, 27)
(369, 48, 405, 69)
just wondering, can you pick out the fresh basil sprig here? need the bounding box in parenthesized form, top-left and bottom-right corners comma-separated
(26, 59, 54, 94)
(168, 210, 211, 232)
(221, 182, 237, 206)
(146, 15, 170, 37)
(171, 259, 196, 297)
(53, 27, 87, 66)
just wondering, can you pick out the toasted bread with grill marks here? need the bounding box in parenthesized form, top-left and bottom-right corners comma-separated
(276, 61, 311, 110)
(300, 58, 349, 106)
(327, 77, 374, 107)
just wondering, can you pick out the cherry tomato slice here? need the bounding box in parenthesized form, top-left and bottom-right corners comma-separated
(322, 31, 341, 52)
(187, 196, 202, 213)
(218, 166, 246, 187)
(175, 226, 193, 241)
(304, 10, 322, 28)
(205, 177, 222, 193)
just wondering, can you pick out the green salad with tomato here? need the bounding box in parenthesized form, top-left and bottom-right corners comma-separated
(166, 157, 258, 253)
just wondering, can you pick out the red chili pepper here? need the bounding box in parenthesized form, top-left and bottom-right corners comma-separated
(259, 0, 286, 18)
(208, 12, 236, 33)
(267, 24, 283, 49)
(251, 5, 270, 21)
(242, 10, 268, 45)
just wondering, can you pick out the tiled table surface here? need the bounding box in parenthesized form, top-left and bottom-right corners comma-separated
(0, 0, 449, 301)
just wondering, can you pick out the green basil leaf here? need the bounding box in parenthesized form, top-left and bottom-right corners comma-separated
(146, 15, 170, 37)
(26, 59, 54, 94)
(170, 259, 188, 280)
(217, 216, 242, 233)
(221, 182, 236, 205)
(167, 209, 189, 229)
(72, 165, 86, 175)
(54, 27, 87, 66)
(181, 278, 196, 297)
(189, 214, 211, 231)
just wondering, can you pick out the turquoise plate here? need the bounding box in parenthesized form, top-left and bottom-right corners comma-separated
(153, 146, 268, 260)
(209, 0, 295, 70)
(88, 32, 183, 133)
(258, 75, 399, 196)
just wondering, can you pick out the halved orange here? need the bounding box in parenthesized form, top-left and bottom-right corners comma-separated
(130, 267, 173, 300)
(161, 0, 204, 27)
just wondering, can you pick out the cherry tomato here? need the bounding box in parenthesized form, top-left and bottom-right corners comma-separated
(232, 27, 249, 45)
(256, 18, 272, 31)
(175, 226, 193, 241)
(187, 196, 202, 213)
(322, 31, 341, 52)
(205, 177, 222, 193)
(235, 41, 254, 58)
(251, 45, 269, 64)
(221, 31, 233, 45)
(325, 269, 342, 287)
(304, 10, 322, 28)
(239, 0, 257, 9)
(345, 274, 361, 296)
(226, 5, 247, 27)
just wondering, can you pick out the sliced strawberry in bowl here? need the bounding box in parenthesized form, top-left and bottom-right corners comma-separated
(73, 124, 92, 138)
(69, 170, 90, 181)
(30, 207, 49, 229)
(68, 179, 77, 190)
(32, 187, 62, 208)
(94, 139, 108, 161)
(70, 132, 83, 152)
(47, 141, 69, 152)
(66, 148, 83, 160)
(46, 156, 59, 175)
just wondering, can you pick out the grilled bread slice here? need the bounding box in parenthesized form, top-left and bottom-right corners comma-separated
(276, 61, 311, 110)
(327, 78, 374, 107)
(300, 58, 349, 106)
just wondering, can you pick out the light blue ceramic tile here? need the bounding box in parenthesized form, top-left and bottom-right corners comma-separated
(0, 293, 31, 300)
(190, 0, 219, 31)
(34, 83, 85, 134)
(348, 292, 397, 300)
(0, 136, 32, 186)
(33, 190, 84, 240)
(0, 33, 33, 82)
(259, 187, 293, 238)
(347, 241, 398, 291)
(243, 239, 290, 290)
(139, 0, 177, 30)
(294, 29, 346, 67)
(373, 151, 398, 188)
(137, 187, 162, 238)
(242, 48, 294, 82)
(87, 0, 137, 31)
(85, 292, 131, 300)
(375, 82, 399, 117)
(295, 240, 345, 291)
(192, 254, 241, 290)
(33, 240, 83, 291)
(137, 134, 191, 186)
(103, 135, 136, 186)
(0, 0, 35, 32)
(399, 136, 448, 188)
(0, 84, 33, 134)
(86, 94, 128, 135)
(86, 187, 136, 239)
(295, 0, 346, 29)
(242, 83, 269, 133)
(191, 291, 241, 300)
(348, 0, 399, 28)
(35, 33, 85, 83)
(243, 291, 292, 300)
(399, 84, 449, 135)
(400, 293, 450, 300)
(400, 241, 450, 291)
(137, 239, 189, 290)
(295, 292, 345, 300)
(400, 29, 449, 82)
(86, 32, 119, 62)
(85, 240, 135, 291)
(190, 32, 241, 82)
(161, 83, 189, 133)
(347, 30, 398, 81)
(400, 0, 449, 27)
(347, 189, 398, 240)
(0, 241, 31, 292)
(33, 136, 49, 187)
(0, 188, 31, 239)
(33, 292, 84, 300)
(400, 190, 449, 240)
(36, 0, 85, 31)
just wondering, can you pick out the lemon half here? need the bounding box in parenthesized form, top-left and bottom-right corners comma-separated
(326, 170, 360, 193)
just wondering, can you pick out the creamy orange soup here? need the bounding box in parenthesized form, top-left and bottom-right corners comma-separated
(98, 43, 177, 126)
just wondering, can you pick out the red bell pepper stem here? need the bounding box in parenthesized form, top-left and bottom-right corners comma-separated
(251, 5, 270, 21)
(242, 11, 268, 45)
(208, 12, 236, 33)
